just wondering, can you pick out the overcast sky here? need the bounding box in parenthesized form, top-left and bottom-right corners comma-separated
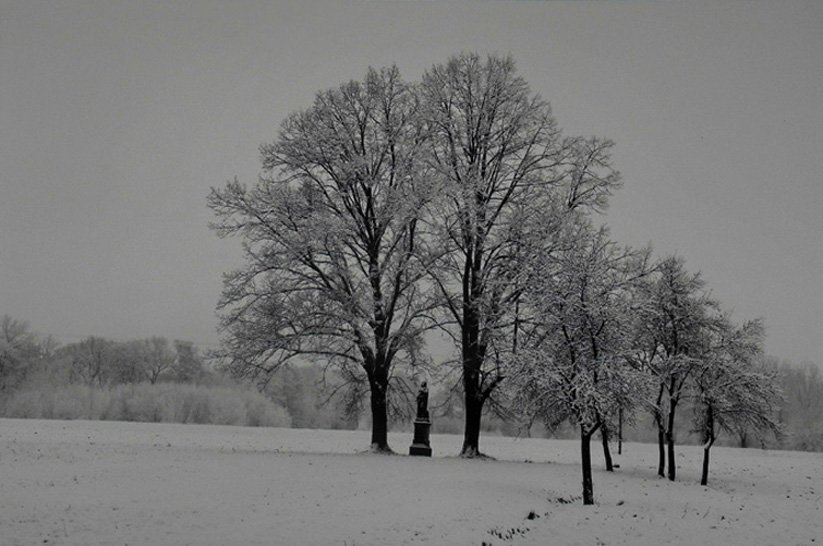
(1, 0, 821, 366)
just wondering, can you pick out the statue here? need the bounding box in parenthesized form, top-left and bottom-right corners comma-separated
(416, 381, 429, 420)
(409, 380, 432, 456)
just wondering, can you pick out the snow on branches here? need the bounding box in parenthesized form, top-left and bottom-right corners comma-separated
(208, 66, 437, 451)
(506, 220, 652, 503)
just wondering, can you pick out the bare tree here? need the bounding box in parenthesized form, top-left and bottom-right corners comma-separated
(108, 340, 147, 384)
(691, 317, 783, 485)
(144, 337, 175, 384)
(0, 315, 42, 392)
(637, 255, 719, 480)
(62, 336, 111, 387)
(777, 359, 823, 451)
(508, 222, 652, 504)
(173, 340, 204, 383)
(209, 66, 435, 452)
(420, 53, 621, 456)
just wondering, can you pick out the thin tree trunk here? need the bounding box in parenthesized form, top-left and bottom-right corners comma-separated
(581, 425, 599, 505)
(654, 384, 666, 477)
(655, 414, 666, 477)
(700, 405, 715, 486)
(666, 398, 678, 481)
(617, 408, 623, 455)
(700, 442, 713, 486)
(601, 426, 614, 471)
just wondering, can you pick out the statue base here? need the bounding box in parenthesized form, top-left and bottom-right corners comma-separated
(409, 418, 432, 457)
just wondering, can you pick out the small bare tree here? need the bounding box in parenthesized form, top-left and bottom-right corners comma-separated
(173, 340, 204, 383)
(636, 255, 720, 480)
(691, 317, 783, 485)
(62, 336, 111, 387)
(0, 315, 42, 392)
(508, 222, 652, 505)
(144, 337, 175, 384)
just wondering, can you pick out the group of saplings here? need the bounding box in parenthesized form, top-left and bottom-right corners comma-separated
(506, 247, 782, 504)
(209, 52, 782, 506)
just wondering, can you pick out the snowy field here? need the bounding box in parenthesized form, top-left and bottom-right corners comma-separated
(1, 418, 820, 545)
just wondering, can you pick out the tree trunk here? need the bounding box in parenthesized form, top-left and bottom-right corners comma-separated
(700, 405, 715, 486)
(601, 426, 614, 471)
(461, 374, 483, 456)
(655, 414, 666, 477)
(460, 302, 485, 457)
(368, 370, 391, 453)
(666, 399, 678, 481)
(617, 408, 623, 455)
(654, 384, 666, 477)
(581, 425, 598, 505)
(700, 445, 711, 486)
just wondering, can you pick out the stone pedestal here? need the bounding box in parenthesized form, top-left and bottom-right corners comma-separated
(409, 418, 432, 457)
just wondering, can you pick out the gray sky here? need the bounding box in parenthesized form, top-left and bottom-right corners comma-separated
(1, 0, 821, 365)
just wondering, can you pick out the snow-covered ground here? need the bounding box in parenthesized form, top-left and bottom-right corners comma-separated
(1, 418, 820, 545)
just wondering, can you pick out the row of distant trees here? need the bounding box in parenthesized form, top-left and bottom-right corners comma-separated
(0, 315, 356, 429)
(773, 359, 823, 451)
(2, 312, 818, 447)
(207, 52, 803, 504)
(0, 317, 205, 390)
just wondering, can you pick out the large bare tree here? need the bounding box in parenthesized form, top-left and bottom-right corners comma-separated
(420, 53, 621, 456)
(209, 66, 435, 451)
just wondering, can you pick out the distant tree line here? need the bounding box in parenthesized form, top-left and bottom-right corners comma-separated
(3, 313, 818, 445)
(771, 358, 823, 451)
(0, 316, 292, 427)
(2, 310, 821, 496)
(0, 318, 206, 390)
